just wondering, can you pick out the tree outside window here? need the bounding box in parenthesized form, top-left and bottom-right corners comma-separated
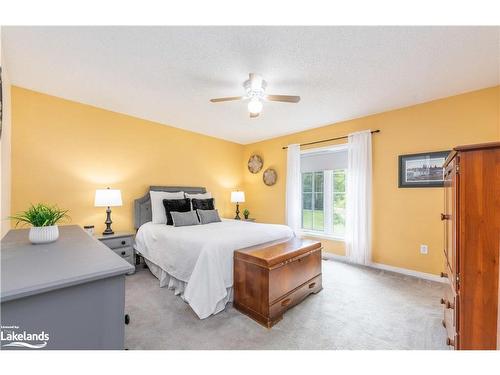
(301, 169, 346, 237)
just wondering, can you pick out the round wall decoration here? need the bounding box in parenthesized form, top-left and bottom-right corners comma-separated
(263, 168, 278, 186)
(247, 154, 264, 174)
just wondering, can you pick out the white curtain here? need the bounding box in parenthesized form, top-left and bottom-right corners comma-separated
(285, 144, 301, 234)
(345, 130, 372, 265)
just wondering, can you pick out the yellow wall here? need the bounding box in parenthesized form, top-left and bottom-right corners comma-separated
(242, 86, 500, 275)
(9, 85, 500, 275)
(0, 67, 12, 237)
(10, 87, 244, 234)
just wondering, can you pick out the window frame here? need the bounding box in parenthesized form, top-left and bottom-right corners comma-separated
(300, 144, 347, 241)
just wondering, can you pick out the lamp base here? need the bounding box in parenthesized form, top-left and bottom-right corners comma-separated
(234, 202, 241, 220)
(102, 206, 114, 235)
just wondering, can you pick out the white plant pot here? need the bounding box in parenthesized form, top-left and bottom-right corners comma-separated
(29, 225, 59, 244)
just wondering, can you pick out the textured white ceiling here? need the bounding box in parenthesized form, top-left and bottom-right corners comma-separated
(2, 26, 499, 144)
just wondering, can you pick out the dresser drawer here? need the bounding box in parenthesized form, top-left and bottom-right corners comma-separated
(268, 249, 321, 303)
(442, 284, 457, 349)
(269, 275, 322, 320)
(113, 248, 134, 274)
(112, 246, 133, 258)
(101, 236, 133, 249)
(441, 261, 456, 290)
(443, 305, 456, 349)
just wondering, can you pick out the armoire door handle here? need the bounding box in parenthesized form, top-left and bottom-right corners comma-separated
(441, 213, 451, 221)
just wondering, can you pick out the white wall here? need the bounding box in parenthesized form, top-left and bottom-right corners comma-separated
(1, 28, 12, 238)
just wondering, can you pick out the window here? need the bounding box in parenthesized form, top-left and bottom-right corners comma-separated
(301, 171, 324, 231)
(300, 146, 347, 238)
(332, 169, 346, 237)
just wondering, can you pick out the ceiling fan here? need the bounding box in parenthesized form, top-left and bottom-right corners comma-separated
(210, 73, 301, 118)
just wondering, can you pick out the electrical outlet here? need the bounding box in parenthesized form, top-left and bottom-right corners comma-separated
(420, 244, 428, 255)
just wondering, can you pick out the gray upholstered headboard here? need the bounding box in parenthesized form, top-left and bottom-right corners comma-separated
(134, 186, 207, 229)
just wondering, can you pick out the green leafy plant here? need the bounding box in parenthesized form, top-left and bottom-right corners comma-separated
(9, 204, 70, 227)
(243, 209, 250, 218)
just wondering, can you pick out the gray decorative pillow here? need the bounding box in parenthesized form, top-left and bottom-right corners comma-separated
(197, 209, 221, 224)
(171, 211, 200, 227)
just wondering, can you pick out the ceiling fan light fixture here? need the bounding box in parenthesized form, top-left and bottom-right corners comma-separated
(249, 73, 264, 91)
(244, 73, 267, 97)
(247, 98, 263, 114)
(209, 73, 300, 117)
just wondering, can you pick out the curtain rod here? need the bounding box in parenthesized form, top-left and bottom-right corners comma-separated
(281, 129, 380, 150)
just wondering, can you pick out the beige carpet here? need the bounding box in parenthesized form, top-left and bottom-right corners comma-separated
(124, 258, 448, 349)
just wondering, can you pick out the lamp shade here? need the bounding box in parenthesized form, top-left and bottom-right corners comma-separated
(231, 191, 245, 203)
(95, 188, 122, 207)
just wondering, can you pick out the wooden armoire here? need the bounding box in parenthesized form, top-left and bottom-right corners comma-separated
(441, 142, 500, 350)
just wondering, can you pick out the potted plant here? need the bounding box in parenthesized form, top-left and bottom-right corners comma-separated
(243, 209, 250, 220)
(10, 203, 69, 244)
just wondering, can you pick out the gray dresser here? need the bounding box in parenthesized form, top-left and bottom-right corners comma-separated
(0, 225, 134, 350)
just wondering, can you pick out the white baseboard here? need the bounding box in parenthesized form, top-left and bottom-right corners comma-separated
(322, 252, 446, 283)
(368, 261, 446, 283)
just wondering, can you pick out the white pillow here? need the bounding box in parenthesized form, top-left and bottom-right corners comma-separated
(185, 192, 212, 210)
(150, 190, 185, 224)
(185, 192, 212, 200)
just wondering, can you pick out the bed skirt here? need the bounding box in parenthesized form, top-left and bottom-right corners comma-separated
(144, 258, 233, 318)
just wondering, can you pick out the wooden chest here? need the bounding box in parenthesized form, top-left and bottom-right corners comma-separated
(234, 238, 322, 328)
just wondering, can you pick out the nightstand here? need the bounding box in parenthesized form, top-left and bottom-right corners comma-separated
(95, 232, 136, 275)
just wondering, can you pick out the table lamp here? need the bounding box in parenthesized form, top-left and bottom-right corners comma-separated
(231, 191, 245, 220)
(95, 187, 122, 235)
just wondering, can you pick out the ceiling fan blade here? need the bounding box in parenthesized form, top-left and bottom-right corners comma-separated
(210, 96, 244, 103)
(249, 112, 260, 118)
(265, 95, 301, 103)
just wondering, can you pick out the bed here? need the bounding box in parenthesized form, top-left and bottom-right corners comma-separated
(133, 186, 294, 319)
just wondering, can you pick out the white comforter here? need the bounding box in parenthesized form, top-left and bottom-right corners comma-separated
(134, 219, 294, 318)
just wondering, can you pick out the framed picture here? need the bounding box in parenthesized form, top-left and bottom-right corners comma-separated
(398, 150, 450, 188)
